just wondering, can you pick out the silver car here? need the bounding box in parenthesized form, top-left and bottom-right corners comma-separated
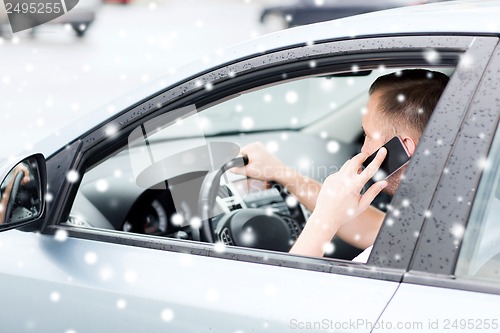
(2, 1, 500, 332)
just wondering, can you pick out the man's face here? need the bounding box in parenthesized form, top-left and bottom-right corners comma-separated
(361, 91, 389, 156)
(361, 91, 402, 195)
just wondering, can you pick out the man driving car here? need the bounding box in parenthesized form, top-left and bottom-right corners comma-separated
(234, 69, 449, 260)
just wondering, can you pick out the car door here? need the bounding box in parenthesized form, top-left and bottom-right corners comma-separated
(0, 35, 492, 332)
(374, 41, 500, 332)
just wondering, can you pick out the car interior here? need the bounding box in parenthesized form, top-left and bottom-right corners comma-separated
(67, 65, 455, 261)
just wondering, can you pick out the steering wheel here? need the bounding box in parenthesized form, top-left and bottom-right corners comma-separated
(5, 170, 25, 223)
(197, 156, 306, 252)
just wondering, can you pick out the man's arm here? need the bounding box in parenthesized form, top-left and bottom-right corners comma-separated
(290, 149, 388, 257)
(233, 142, 322, 212)
(335, 206, 385, 250)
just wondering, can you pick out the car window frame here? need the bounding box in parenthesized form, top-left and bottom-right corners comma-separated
(404, 39, 500, 295)
(41, 35, 487, 281)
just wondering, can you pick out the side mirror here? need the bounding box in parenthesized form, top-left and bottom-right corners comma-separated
(0, 153, 47, 231)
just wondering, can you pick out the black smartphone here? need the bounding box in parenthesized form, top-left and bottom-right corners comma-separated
(362, 136, 411, 179)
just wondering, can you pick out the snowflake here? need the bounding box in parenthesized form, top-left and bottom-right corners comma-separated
(100, 267, 114, 281)
(285, 91, 298, 104)
(241, 116, 254, 130)
(45, 192, 54, 202)
(95, 179, 109, 193)
(241, 227, 255, 245)
(124, 270, 138, 284)
(285, 195, 298, 208)
(263, 94, 272, 103)
(161, 308, 175, 322)
(450, 223, 465, 239)
(50, 291, 61, 302)
(116, 299, 127, 309)
(190, 217, 202, 229)
(54, 229, 68, 242)
(171, 213, 184, 226)
(373, 170, 387, 182)
(478, 157, 491, 171)
(459, 54, 474, 69)
(322, 242, 335, 255)
(326, 140, 340, 154)
(423, 49, 440, 64)
(66, 170, 80, 183)
(214, 242, 226, 253)
(397, 94, 406, 102)
(206, 289, 219, 302)
(266, 140, 279, 153)
(85, 252, 97, 265)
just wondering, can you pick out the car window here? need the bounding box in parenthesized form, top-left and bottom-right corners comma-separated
(455, 123, 500, 282)
(68, 65, 454, 261)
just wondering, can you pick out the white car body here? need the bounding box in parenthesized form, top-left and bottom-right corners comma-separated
(1, 1, 500, 332)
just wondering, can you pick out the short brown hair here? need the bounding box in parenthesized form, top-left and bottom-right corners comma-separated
(369, 69, 449, 138)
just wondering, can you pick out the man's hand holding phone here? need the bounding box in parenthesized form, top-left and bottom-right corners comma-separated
(290, 148, 388, 257)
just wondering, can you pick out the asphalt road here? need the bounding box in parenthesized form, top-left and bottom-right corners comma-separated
(0, 0, 264, 158)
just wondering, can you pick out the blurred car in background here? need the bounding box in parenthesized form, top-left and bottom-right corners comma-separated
(0, 0, 100, 37)
(260, 0, 448, 31)
(102, 0, 133, 5)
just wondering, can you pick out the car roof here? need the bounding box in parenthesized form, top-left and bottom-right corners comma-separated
(33, 0, 500, 159)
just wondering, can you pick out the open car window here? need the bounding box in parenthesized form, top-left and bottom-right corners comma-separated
(67, 65, 455, 262)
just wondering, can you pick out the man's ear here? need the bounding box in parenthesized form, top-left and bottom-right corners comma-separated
(401, 136, 417, 156)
